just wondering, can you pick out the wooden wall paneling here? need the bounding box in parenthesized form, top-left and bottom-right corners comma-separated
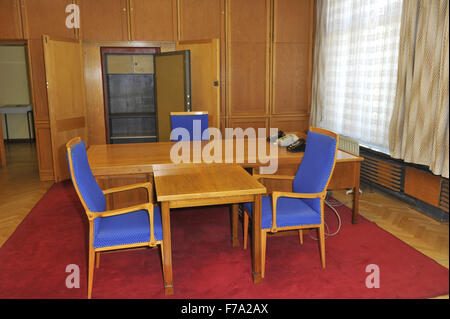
(272, 0, 313, 116)
(177, 0, 221, 41)
(78, 0, 128, 41)
(270, 115, 309, 135)
(404, 167, 442, 208)
(0, 0, 24, 39)
(226, 0, 270, 118)
(129, 0, 177, 41)
(83, 41, 176, 145)
(219, 0, 226, 118)
(21, 0, 76, 40)
(228, 117, 269, 137)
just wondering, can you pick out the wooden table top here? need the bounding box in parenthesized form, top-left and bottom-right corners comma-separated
(87, 138, 363, 176)
(154, 165, 266, 202)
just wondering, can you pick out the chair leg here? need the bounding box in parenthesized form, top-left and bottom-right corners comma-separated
(261, 230, 267, 278)
(95, 252, 100, 269)
(298, 229, 303, 245)
(88, 247, 95, 299)
(243, 211, 249, 250)
(318, 225, 326, 268)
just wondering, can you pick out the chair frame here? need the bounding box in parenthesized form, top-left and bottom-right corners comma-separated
(242, 127, 339, 277)
(66, 137, 163, 299)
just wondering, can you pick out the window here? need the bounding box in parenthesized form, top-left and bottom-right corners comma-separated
(313, 0, 403, 153)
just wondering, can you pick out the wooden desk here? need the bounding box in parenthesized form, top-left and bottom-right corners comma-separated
(153, 165, 266, 295)
(87, 139, 363, 223)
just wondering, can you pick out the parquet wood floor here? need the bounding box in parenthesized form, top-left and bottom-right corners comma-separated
(0, 143, 448, 298)
(332, 186, 449, 299)
(0, 143, 53, 247)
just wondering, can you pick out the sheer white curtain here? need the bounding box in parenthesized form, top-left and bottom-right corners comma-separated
(311, 0, 403, 153)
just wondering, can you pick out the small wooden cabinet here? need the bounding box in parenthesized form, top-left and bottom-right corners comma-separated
(78, 0, 128, 41)
(0, 0, 23, 39)
(22, 0, 76, 40)
(129, 0, 177, 42)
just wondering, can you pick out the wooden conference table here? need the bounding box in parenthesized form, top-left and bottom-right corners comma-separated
(87, 138, 363, 295)
(153, 164, 266, 295)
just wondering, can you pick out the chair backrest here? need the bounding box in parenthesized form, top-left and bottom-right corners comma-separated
(293, 127, 339, 212)
(170, 111, 209, 141)
(66, 137, 106, 213)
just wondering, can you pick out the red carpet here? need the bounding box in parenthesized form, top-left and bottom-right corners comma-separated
(0, 181, 448, 299)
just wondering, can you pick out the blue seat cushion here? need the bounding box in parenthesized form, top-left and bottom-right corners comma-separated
(242, 196, 321, 230)
(93, 206, 163, 249)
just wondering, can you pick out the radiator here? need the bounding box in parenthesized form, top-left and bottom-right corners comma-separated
(338, 136, 359, 156)
(439, 179, 449, 213)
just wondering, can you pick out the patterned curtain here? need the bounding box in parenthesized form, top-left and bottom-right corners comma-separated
(389, 0, 449, 178)
(311, 0, 403, 153)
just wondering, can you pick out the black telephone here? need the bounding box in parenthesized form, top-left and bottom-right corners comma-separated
(287, 138, 306, 153)
(267, 130, 286, 143)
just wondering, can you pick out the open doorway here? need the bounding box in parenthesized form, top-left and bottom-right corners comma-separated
(0, 43, 36, 171)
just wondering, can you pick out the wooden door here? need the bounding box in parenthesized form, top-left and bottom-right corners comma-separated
(43, 35, 87, 181)
(129, 0, 176, 41)
(176, 39, 220, 129)
(0, 0, 23, 39)
(78, 0, 129, 41)
(154, 51, 191, 142)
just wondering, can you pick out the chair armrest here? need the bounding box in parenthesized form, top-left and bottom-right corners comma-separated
(102, 182, 153, 202)
(270, 191, 326, 233)
(102, 182, 152, 195)
(272, 191, 325, 200)
(93, 202, 158, 246)
(253, 174, 296, 181)
(94, 203, 154, 218)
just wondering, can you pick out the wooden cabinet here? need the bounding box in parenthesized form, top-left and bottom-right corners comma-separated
(129, 0, 176, 41)
(78, 0, 177, 42)
(177, 0, 222, 41)
(22, 0, 76, 39)
(223, 0, 314, 135)
(226, 0, 270, 122)
(272, 0, 313, 116)
(78, 0, 128, 41)
(0, 0, 23, 39)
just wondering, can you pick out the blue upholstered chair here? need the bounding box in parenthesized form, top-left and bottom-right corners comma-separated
(66, 137, 163, 299)
(170, 111, 209, 141)
(241, 127, 339, 277)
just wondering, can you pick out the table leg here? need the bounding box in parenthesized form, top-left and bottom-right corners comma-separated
(161, 201, 174, 295)
(26, 111, 32, 143)
(352, 163, 361, 224)
(4, 114, 9, 142)
(231, 203, 240, 248)
(252, 194, 262, 284)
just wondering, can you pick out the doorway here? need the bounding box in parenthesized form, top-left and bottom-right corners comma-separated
(100, 47, 192, 144)
(0, 44, 36, 170)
